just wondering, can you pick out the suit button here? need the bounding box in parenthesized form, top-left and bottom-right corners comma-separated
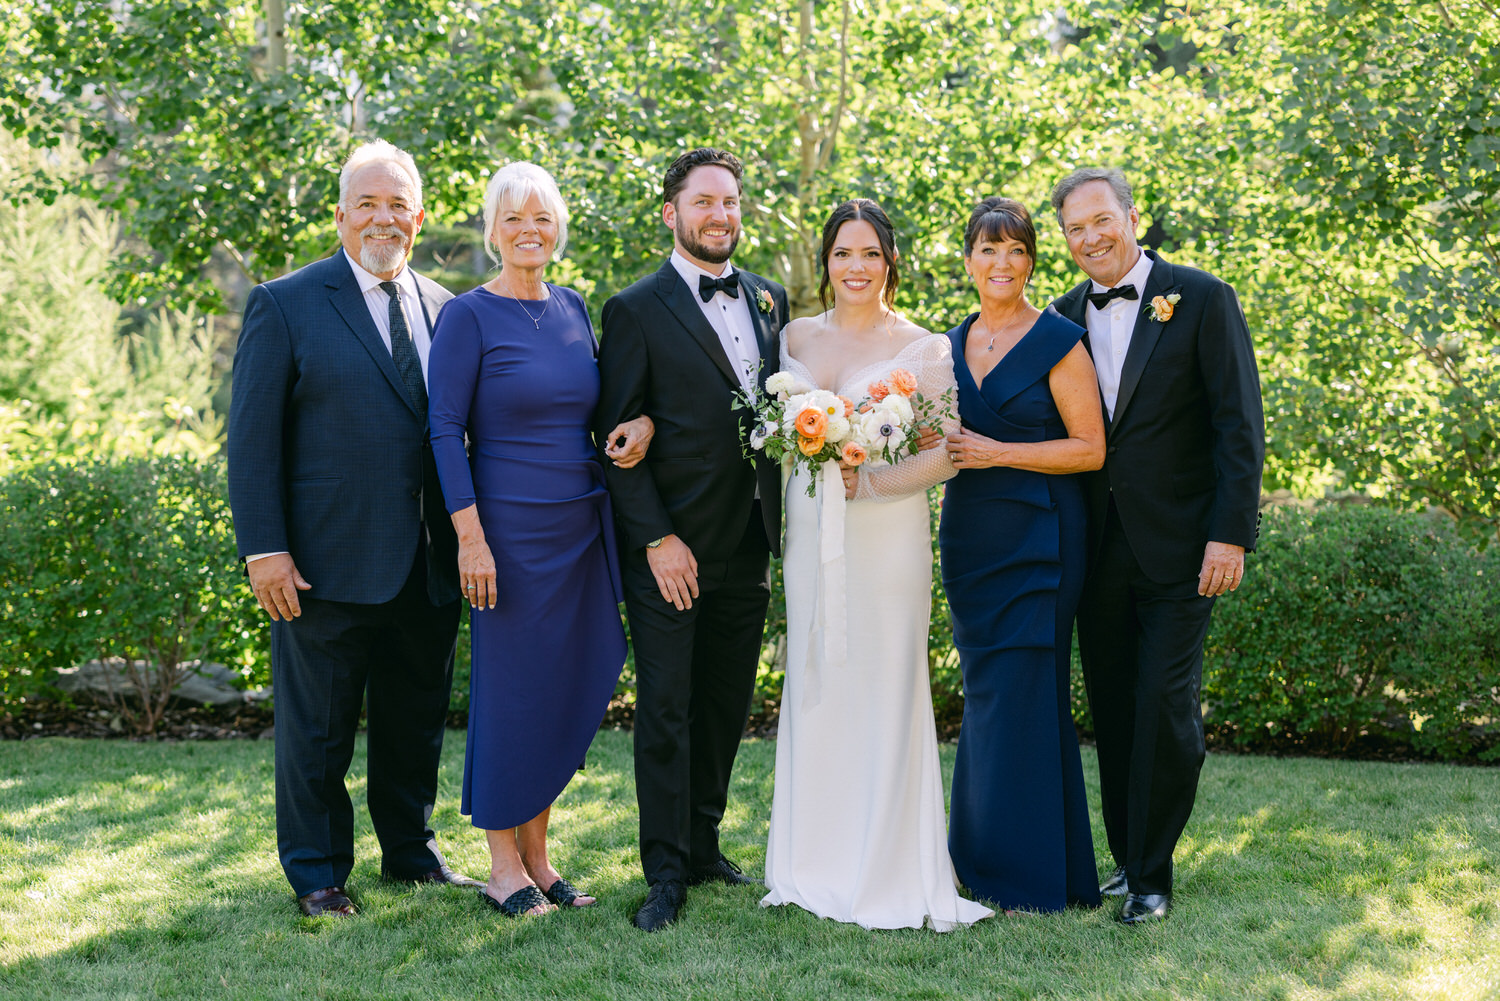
(411, 489, 421, 498)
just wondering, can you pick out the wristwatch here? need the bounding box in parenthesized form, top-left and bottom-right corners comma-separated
(646, 536, 666, 549)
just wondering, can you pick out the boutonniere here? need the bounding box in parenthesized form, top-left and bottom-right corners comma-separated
(1145, 291, 1182, 323)
(756, 288, 774, 314)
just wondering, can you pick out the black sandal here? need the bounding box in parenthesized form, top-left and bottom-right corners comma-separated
(478, 884, 549, 917)
(542, 877, 589, 908)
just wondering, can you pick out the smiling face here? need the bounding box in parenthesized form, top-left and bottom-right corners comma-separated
(489, 192, 559, 273)
(1058, 179, 1141, 288)
(663, 164, 742, 271)
(965, 235, 1032, 307)
(336, 161, 424, 280)
(826, 218, 889, 308)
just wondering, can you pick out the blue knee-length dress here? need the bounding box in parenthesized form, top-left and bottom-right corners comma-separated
(937, 308, 1100, 912)
(428, 284, 625, 831)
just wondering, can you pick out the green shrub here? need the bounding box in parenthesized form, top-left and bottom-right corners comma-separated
(1205, 504, 1499, 760)
(0, 455, 265, 732)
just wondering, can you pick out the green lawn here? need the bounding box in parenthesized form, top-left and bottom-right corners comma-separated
(1, 730, 1497, 1001)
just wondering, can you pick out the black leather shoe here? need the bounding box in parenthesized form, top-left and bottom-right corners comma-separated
(297, 886, 357, 917)
(687, 855, 757, 887)
(1099, 866, 1129, 897)
(382, 862, 484, 889)
(1118, 892, 1171, 925)
(633, 880, 686, 932)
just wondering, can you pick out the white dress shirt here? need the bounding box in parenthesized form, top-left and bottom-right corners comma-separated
(669, 250, 761, 396)
(1084, 250, 1154, 421)
(246, 252, 432, 566)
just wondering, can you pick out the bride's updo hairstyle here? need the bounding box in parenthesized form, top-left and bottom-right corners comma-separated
(963, 197, 1037, 277)
(818, 198, 901, 310)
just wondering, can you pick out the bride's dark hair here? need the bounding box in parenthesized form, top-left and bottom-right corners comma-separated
(818, 198, 901, 310)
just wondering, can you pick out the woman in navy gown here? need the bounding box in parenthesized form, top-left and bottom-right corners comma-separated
(938, 197, 1106, 913)
(429, 161, 651, 917)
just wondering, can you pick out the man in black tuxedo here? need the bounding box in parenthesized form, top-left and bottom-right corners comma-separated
(228, 140, 477, 918)
(1051, 168, 1264, 925)
(594, 148, 789, 932)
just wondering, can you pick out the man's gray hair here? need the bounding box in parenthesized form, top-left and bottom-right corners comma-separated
(482, 161, 570, 264)
(1049, 167, 1133, 225)
(338, 139, 423, 212)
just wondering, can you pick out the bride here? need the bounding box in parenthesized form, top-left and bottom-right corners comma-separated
(760, 199, 993, 931)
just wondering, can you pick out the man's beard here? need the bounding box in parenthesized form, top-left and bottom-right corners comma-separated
(359, 226, 409, 274)
(675, 220, 739, 265)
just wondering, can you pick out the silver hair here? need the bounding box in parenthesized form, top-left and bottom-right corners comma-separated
(482, 161, 570, 265)
(1049, 167, 1133, 225)
(337, 139, 423, 212)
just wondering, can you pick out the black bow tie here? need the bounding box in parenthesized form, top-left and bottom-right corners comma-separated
(698, 272, 741, 302)
(1087, 284, 1139, 310)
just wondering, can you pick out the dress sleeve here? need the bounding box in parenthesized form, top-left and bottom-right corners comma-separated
(427, 296, 481, 514)
(854, 335, 960, 502)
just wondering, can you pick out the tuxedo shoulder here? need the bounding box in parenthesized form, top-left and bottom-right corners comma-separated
(1158, 256, 1234, 294)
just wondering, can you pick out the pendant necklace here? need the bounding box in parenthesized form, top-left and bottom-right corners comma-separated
(500, 277, 549, 329)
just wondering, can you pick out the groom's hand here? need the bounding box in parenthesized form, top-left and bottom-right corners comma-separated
(647, 535, 699, 611)
(1198, 541, 1246, 597)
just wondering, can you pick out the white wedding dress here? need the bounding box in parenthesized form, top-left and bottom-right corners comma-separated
(760, 334, 993, 931)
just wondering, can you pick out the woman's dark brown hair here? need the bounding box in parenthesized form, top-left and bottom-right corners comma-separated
(963, 197, 1037, 269)
(818, 198, 901, 310)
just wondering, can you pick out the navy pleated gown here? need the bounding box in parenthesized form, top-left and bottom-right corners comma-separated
(429, 285, 625, 832)
(938, 308, 1101, 912)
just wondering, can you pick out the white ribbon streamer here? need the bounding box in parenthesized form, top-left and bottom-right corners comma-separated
(803, 459, 848, 712)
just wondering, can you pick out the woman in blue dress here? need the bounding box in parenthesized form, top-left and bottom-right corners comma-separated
(938, 197, 1106, 913)
(429, 162, 651, 917)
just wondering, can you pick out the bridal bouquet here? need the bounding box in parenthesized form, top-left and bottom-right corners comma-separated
(736, 368, 953, 496)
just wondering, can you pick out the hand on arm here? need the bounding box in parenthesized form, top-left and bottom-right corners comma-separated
(604, 414, 655, 469)
(646, 535, 699, 611)
(1198, 541, 1246, 597)
(451, 505, 497, 609)
(247, 554, 311, 621)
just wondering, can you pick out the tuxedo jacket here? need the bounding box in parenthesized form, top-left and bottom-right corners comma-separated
(1054, 249, 1264, 584)
(595, 260, 789, 561)
(227, 253, 460, 606)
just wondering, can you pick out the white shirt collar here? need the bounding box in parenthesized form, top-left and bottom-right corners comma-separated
(670, 249, 737, 289)
(1089, 248, 1153, 295)
(343, 248, 416, 296)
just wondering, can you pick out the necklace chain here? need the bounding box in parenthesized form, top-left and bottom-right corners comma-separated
(498, 276, 549, 329)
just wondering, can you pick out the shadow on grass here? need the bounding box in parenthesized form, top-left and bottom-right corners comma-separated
(1, 734, 1497, 1000)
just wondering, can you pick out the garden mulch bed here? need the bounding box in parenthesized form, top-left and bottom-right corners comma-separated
(3, 698, 1492, 765)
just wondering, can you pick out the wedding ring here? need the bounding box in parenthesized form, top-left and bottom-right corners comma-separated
(466, 585, 475, 590)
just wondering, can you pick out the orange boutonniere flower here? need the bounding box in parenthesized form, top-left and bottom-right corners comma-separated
(756, 288, 775, 313)
(1146, 292, 1182, 323)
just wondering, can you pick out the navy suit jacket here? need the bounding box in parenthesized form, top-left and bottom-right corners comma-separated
(1054, 249, 1265, 584)
(227, 253, 460, 606)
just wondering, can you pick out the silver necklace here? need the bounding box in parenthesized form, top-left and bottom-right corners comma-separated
(499, 278, 549, 328)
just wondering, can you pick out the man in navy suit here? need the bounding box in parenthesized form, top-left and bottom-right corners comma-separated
(1051, 168, 1264, 925)
(228, 139, 475, 918)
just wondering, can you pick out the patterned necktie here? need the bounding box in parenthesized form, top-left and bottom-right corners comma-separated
(379, 281, 427, 412)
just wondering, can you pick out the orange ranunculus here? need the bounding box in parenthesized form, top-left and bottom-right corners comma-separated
(1151, 295, 1175, 321)
(798, 434, 826, 456)
(867, 380, 890, 402)
(889, 368, 917, 395)
(838, 395, 855, 417)
(795, 407, 828, 437)
(841, 441, 868, 466)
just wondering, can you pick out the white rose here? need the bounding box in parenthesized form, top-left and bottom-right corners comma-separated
(881, 393, 914, 424)
(825, 415, 851, 443)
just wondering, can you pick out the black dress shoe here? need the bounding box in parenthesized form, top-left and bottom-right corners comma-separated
(1099, 866, 1129, 897)
(687, 855, 757, 887)
(382, 862, 484, 889)
(1118, 892, 1171, 925)
(633, 880, 686, 932)
(297, 886, 357, 917)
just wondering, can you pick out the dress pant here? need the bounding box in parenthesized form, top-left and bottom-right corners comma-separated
(271, 541, 460, 897)
(1077, 498, 1215, 897)
(624, 504, 771, 886)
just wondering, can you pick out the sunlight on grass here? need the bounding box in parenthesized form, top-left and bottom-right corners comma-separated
(1, 733, 1497, 1000)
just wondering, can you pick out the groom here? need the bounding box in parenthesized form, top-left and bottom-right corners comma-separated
(594, 147, 790, 932)
(1051, 167, 1264, 925)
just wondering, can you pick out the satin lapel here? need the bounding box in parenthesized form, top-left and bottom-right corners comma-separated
(1110, 250, 1174, 430)
(653, 262, 740, 387)
(324, 256, 417, 417)
(738, 272, 776, 385)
